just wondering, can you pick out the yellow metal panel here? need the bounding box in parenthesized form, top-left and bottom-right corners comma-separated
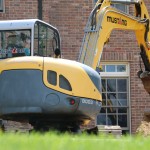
(43, 58, 102, 101)
(0, 56, 43, 73)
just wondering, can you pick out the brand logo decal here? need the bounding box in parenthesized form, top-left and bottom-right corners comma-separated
(107, 16, 127, 26)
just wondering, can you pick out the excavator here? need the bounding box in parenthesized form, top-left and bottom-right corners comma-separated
(79, 0, 150, 133)
(1, 0, 150, 133)
(0, 19, 102, 132)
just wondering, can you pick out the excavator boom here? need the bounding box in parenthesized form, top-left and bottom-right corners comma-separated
(79, 0, 150, 135)
(79, 0, 150, 94)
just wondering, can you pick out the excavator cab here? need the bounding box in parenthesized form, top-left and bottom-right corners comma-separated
(0, 19, 102, 132)
(0, 19, 61, 59)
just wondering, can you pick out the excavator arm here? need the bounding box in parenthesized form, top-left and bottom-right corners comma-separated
(79, 0, 150, 93)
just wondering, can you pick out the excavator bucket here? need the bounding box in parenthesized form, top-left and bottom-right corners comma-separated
(141, 77, 150, 94)
(138, 71, 150, 94)
(143, 109, 150, 122)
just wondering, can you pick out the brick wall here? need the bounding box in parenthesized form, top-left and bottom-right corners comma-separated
(0, 0, 93, 60)
(0, 0, 37, 20)
(48, 0, 94, 60)
(0, 0, 150, 133)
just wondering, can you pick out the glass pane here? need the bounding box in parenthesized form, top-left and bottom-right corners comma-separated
(118, 99, 127, 106)
(118, 93, 127, 106)
(39, 24, 47, 56)
(47, 70, 57, 86)
(100, 107, 106, 113)
(0, 1, 3, 9)
(102, 100, 106, 106)
(102, 93, 106, 106)
(59, 75, 72, 91)
(34, 23, 47, 56)
(34, 22, 59, 57)
(117, 79, 127, 92)
(97, 114, 106, 125)
(0, 30, 31, 58)
(118, 108, 127, 113)
(107, 93, 117, 106)
(107, 115, 117, 125)
(107, 107, 116, 113)
(34, 23, 38, 55)
(102, 93, 106, 100)
(47, 28, 59, 57)
(118, 93, 127, 99)
(118, 115, 127, 127)
(117, 65, 126, 72)
(102, 79, 106, 92)
(106, 65, 115, 72)
(107, 79, 116, 92)
(112, 4, 127, 12)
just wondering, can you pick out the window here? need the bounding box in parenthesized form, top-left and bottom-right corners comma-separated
(0, 0, 4, 12)
(47, 70, 57, 86)
(97, 63, 130, 134)
(100, 64, 126, 73)
(0, 30, 31, 58)
(94, 0, 128, 13)
(111, 3, 128, 13)
(59, 75, 72, 91)
(47, 71, 72, 91)
(34, 21, 59, 57)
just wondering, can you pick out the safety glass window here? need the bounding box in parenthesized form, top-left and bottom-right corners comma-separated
(59, 75, 72, 91)
(34, 22, 59, 57)
(0, 30, 31, 59)
(47, 70, 57, 86)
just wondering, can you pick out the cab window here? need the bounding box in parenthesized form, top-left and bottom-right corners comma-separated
(47, 70, 57, 86)
(0, 30, 31, 59)
(34, 22, 60, 57)
(59, 75, 72, 91)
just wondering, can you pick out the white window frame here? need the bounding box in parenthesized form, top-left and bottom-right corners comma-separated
(100, 62, 129, 77)
(97, 62, 131, 134)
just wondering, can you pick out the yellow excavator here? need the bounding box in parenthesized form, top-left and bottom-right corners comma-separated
(1, 0, 150, 133)
(0, 19, 102, 132)
(79, 0, 150, 133)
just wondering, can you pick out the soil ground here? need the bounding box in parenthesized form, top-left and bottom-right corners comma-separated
(136, 121, 150, 136)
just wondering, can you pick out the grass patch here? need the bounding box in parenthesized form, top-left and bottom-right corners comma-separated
(0, 132, 150, 150)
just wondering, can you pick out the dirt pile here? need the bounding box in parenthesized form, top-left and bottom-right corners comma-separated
(1, 120, 33, 132)
(136, 121, 150, 136)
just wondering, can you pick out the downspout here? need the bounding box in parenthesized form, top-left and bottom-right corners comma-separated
(38, 0, 42, 20)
